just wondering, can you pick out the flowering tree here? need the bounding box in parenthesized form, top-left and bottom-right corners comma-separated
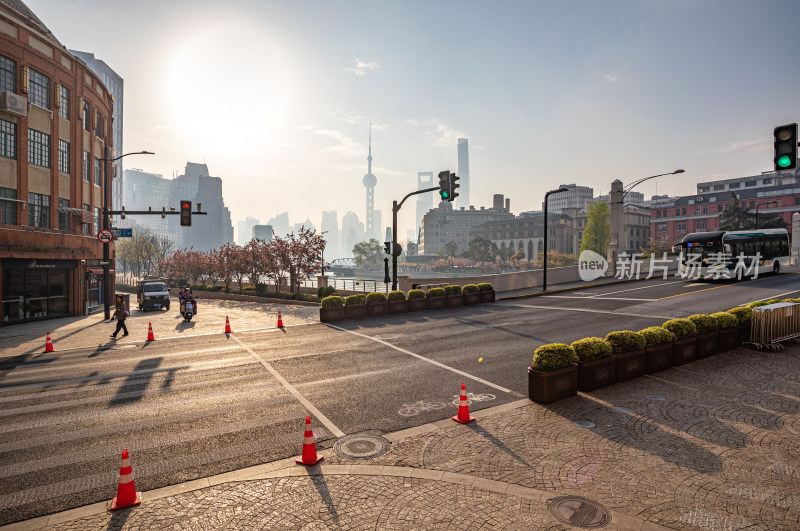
(215, 243, 238, 291)
(263, 236, 292, 293)
(287, 226, 325, 292)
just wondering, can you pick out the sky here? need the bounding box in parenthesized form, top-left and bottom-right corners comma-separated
(25, 0, 800, 246)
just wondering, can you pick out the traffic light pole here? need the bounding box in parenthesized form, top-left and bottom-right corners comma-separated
(391, 186, 439, 291)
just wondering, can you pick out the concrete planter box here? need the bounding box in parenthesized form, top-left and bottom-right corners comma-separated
(480, 290, 496, 303)
(463, 292, 481, 305)
(577, 357, 615, 392)
(737, 324, 751, 345)
(446, 294, 463, 308)
(367, 302, 388, 317)
(528, 365, 578, 404)
(717, 328, 740, 353)
(427, 296, 447, 310)
(319, 306, 345, 322)
(695, 331, 718, 359)
(645, 343, 674, 374)
(673, 337, 697, 366)
(408, 298, 427, 312)
(388, 300, 408, 314)
(344, 305, 367, 319)
(615, 349, 646, 382)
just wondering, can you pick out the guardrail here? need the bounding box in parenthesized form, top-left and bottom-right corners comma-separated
(747, 302, 800, 351)
(326, 278, 389, 294)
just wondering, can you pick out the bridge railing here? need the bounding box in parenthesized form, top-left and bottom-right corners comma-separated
(326, 278, 389, 294)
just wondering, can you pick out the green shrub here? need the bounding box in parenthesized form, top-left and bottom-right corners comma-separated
(428, 287, 446, 298)
(711, 312, 738, 329)
(531, 343, 578, 372)
(317, 285, 338, 298)
(444, 284, 462, 295)
(407, 289, 425, 300)
(765, 298, 782, 305)
(688, 314, 717, 334)
(320, 295, 344, 308)
(570, 337, 613, 362)
(462, 284, 480, 294)
(663, 318, 697, 340)
(783, 298, 800, 303)
(747, 301, 769, 308)
(638, 327, 675, 347)
(604, 331, 646, 353)
(727, 306, 752, 326)
(345, 294, 367, 306)
(366, 292, 387, 303)
(387, 290, 406, 301)
(477, 283, 494, 291)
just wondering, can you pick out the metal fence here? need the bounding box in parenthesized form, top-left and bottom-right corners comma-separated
(748, 302, 800, 351)
(326, 278, 389, 294)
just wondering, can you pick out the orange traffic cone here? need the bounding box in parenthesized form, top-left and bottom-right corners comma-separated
(146, 322, 155, 341)
(44, 331, 55, 353)
(452, 383, 475, 424)
(277, 310, 284, 328)
(109, 449, 142, 511)
(225, 316, 232, 334)
(295, 415, 323, 466)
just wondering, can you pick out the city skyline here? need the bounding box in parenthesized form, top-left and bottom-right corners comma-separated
(25, 0, 800, 240)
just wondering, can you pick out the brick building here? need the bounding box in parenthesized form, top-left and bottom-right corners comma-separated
(0, 0, 115, 325)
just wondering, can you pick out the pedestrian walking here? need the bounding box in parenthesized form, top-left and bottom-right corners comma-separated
(110, 294, 129, 338)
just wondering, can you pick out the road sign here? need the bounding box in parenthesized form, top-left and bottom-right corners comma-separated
(111, 228, 133, 238)
(97, 229, 114, 243)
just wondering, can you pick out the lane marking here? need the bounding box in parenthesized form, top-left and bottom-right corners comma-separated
(542, 295, 658, 302)
(738, 289, 800, 306)
(657, 274, 797, 300)
(326, 324, 514, 395)
(588, 281, 677, 297)
(230, 334, 345, 438)
(495, 303, 673, 320)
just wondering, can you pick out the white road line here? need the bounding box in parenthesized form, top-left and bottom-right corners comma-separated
(230, 334, 345, 438)
(326, 324, 514, 395)
(496, 303, 673, 320)
(588, 281, 677, 297)
(542, 295, 658, 302)
(738, 290, 800, 306)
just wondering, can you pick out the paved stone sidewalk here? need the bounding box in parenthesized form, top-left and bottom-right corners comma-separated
(4, 344, 800, 530)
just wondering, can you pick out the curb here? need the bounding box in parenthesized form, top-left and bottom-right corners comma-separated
(499, 275, 649, 300)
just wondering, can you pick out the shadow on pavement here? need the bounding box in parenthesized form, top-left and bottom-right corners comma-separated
(304, 468, 340, 523)
(467, 421, 534, 468)
(106, 506, 132, 530)
(109, 357, 163, 407)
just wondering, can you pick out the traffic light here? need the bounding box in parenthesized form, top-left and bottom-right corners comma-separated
(449, 173, 460, 202)
(438, 170, 451, 201)
(180, 201, 192, 227)
(774, 123, 798, 171)
(392, 243, 403, 257)
(384, 241, 391, 255)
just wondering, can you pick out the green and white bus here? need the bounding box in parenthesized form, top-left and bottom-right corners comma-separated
(674, 228, 790, 279)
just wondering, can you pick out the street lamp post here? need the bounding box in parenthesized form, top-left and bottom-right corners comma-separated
(542, 187, 568, 291)
(100, 150, 154, 319)
(622, 169, 685, 202)
(755, 200, 778, 230)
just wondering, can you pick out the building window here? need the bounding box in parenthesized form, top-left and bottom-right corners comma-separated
(696, 206, 701, 215)
(27, 129, 50, 168)
(729, 182, 740, 189)
(656, 211, 661, 218)
(795, 197, 800, 206)
(82, 203, 90, 234)
(58, 140, 69, 173)
(94, 207, 101, 234)
(59, 85, 70, 119)
(702, 206, 708, 214)
(94, 157, 101, 186)
(699, 187, 710, 193)
(697, 220, 707, 230)
(745, 181, 756, 187)
(713, 184, 724, 191)
(83, 151, 90, 181)
(58, 198, 69, 230)
(676, 222, 686, 233)
(95, 112, 103, 138)
(0, 187, 17, 224)
(83, 101, 90, 131)
(0, 55, 16, 93)
(763, 178, 772, 185)
(0, 118, 15, 159)
(28, 69, 50, 108)
(28, 192, 50, 228)
(682, 207, 687, 216)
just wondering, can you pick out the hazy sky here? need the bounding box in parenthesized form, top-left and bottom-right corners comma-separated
(26, 0, 800, 244)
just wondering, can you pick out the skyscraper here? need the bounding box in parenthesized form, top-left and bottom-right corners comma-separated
(321, 211, 339, 259)
(362, 125, 377, 240)
(237, 217, 259, 245)
(416, 172, 433, 241)
(457, 138, 470, 210)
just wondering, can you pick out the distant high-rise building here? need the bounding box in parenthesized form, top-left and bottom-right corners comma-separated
(70, 50, 124, 211)
(542, 184, 594, 213)
(341, 211, 364, 257)
(267, 212, 290, 238)
(457, 138, 470, 210)
(237, 217, 259, 245)
(167, 162, 233, 251)
(121, 169, 171, 237)
(385, 227, 392, 243)
(252, 225, 273, 241)
(362, 126, 378, 240)
(321, 211, 339, 259)
(293, 218, 316, 233)
(416, 172, 434, 236)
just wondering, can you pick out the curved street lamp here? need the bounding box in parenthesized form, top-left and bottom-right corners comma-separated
(622, 169, 684, 202)
(755, 200, 778, 230)
(542, 187, 569, 291)
(99, 150, 155, 319)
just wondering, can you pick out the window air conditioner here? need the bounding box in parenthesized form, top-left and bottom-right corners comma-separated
(1, 92, 27, 117)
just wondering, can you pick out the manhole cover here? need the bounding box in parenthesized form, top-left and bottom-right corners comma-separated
(333, 434, 390, 459)
(548, 495, 611, 528)
(573, 420, 596, 429)
(610, 406, 633, 414)
(645, 395, 666, 401)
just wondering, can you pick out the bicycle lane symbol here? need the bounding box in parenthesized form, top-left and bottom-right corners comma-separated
(397, 393, 497, 417)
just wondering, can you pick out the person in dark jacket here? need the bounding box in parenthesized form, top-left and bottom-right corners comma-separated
(110, 294, 129, 338)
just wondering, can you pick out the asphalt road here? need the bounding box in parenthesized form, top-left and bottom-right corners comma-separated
(1, 272, 799, 525)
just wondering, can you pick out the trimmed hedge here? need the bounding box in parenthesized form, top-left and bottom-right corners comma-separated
(444, 284, 462, 295)
(747, 301, 769, 308)
(462, 284, 479, 294)
(366, 292, 387, 303)
(321, 295, 344, 308)
(571, 337, 613, 362)
(639, 326, 675, 347)
(317, 286, 338, 298)
(387, 290, 406, 301)
(604, 331, 646, 353)
(407, 289, 425, 300)
(532, 343, 578, 372)
(428, 287, 446, 298)
(727, 306, 752, 326)
(477, 283, 494, 291)
(711, 311, 738, 329)
(688, 314, 717, 334)
(345, 294, 367, 306)
(663, 318, 697, 340)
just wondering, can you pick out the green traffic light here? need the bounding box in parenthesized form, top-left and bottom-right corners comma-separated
(440, 191, 449, 199)
(777, 155, 792, 168)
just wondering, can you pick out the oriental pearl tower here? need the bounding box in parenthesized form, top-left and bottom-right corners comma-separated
(362, 124, 377, 239)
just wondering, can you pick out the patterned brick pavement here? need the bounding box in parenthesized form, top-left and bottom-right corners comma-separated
(6, 344, 800, 530)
